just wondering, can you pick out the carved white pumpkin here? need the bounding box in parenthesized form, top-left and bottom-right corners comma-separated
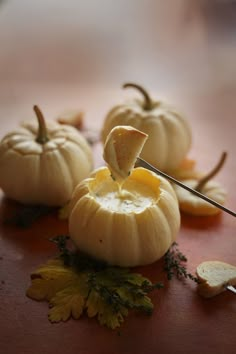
(69, 125, 180, 267)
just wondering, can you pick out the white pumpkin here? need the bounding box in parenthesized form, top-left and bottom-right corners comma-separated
(173, 152, 227, 216)
(101, 83, 192, 172)
(0, 105, 93, 206)
(69, 167, 180, 267)
(69, 125, 180, 267)
(174, 180, 227, 216)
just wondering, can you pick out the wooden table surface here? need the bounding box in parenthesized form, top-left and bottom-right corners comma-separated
(0, 84, 235, 354)
(0, 1, 236, 353)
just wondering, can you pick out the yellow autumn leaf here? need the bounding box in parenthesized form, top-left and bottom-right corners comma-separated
(86, 288, 105, 318)
(49, 285, 86, 322)
(86, 289, 128, 329)
(26, 259, 79, 301)
(98, 306, 126, 330)
(27, 248, 161, 329)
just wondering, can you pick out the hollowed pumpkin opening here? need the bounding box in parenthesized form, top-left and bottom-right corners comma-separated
(88, 167, 161, 214)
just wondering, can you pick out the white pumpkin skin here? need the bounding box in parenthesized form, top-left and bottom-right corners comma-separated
(0, 111, 93, 206)
(69, 166, 180, 267)
(174, 179, 227, 216)
(173, 152, 227, 216)
(101, 84, 192, 172)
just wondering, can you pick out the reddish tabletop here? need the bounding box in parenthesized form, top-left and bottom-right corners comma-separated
(0, 87, 235, 354)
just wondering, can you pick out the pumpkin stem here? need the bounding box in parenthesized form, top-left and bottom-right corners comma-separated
(34, 105, 49, 144)
(195, 152, 227, 192)
(123, 83, 153, 110)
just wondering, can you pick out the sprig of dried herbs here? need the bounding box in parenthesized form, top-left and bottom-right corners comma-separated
(27, 237, 199, 328)
(47, 235, 163, 325)
(50, 235, 108, 271)
(5, 204, 56, 228)
(163, 242, 199, 283)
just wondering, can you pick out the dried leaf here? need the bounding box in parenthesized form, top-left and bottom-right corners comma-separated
(49, 285, 87, 322)
(86, 289, 128, 329)
(27, 238, 163, 329)
(27, 259, 79, 301)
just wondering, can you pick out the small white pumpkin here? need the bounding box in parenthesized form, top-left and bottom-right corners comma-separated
(101, 83, 192, 172)
(0, 106, 93, 206)
(169, 158, 203, 181)
(174, 180, 226, 216)
(173, 152, 227, 216)
(69, 167, 180, 267)
(69, 125, 180, 267)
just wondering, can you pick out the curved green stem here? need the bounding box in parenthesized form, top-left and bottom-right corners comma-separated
(195, 152, 227, 192)
(34, 105, 49, 144)
(123, 83, 153, 110)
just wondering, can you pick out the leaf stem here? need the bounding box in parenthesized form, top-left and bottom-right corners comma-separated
(195, 152, 227, 192)
(123, 83, 153, 111)
(34, 105, 49, 144)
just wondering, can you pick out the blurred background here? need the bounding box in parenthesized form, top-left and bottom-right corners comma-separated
(0, 0, 235, 92)
(0, 0, 235, 149)
(0, 0, 235, 195)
